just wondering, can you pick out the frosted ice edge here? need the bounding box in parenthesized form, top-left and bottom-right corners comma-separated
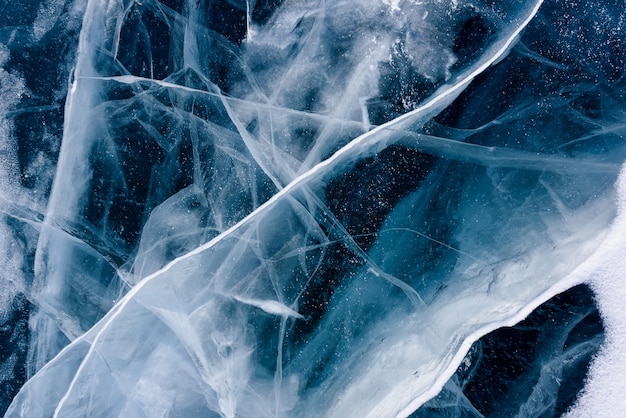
(563, 168, 626, 416)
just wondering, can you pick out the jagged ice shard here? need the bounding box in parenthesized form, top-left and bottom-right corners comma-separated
(1, 0, 625, 416)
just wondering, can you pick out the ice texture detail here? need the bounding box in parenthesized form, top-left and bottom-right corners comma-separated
(1, 0, 626, 416)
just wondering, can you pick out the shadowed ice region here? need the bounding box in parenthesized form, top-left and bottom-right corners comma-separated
(1, 0, 625, 416)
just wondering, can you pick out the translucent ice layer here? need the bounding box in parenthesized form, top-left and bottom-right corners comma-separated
(1, 0, 625, 416)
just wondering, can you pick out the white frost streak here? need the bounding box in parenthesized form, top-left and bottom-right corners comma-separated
(232, 295, 304, 319)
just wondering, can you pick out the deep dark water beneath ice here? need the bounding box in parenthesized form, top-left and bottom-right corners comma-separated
(0, 0, 625, 416)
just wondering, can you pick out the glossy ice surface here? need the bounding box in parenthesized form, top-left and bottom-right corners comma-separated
(1, 0, 625, 416)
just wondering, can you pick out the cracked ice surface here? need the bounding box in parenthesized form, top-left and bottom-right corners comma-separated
(1, 0, 626, 416)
